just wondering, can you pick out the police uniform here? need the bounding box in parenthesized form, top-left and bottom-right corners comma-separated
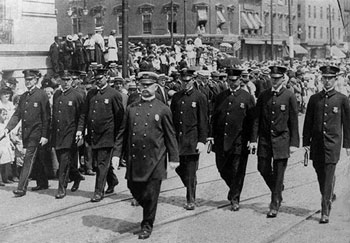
(6, 70, 51, 196)
(211, 68, 256, 210)
(52, 72, 85, 199)
(114, 74, 179, 239)
(78, 69, 124, 201)
(170, 68, 208, 209)
(303, 65, 350, 223)
(252, 65, 299, 217)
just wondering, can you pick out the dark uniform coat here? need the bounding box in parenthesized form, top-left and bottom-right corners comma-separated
(252, 87, 299, 159)
(52, 88, 84, 149)
(303, 89, 350, 163)
(6, 87, 51, 148)
(78, 85, 124, 149)
(211, 89, 255, 155)
(114, 98, 179, 182)
(170, 88, 208, 156)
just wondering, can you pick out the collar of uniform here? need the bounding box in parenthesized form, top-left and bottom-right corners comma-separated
(184, 87, 194, 96)
(97, 84, 109, 93)
(28, 86, 38, 95)
(141, 95, 156, 102)
(321, 87, 336, 97)
(271, 86, 284, 96)
(62, 87, 73, 95)
(230, 86, 240, 95)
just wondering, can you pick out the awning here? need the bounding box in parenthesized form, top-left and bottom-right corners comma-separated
(217, 10, 226, 25)
(266, 40, 283, 45)
(293, 44, 308, 54)
(247, 12, 260, 29)
(331, 46, 346, 59)
(254, 13, 265, 28)
(241, 12, 253, 29)
(245, 39, 265, 45)
(198, 9, 208, 21)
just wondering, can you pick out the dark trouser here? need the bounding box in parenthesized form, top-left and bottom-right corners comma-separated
(56, 148, 83, 194)
(83, 143, 93, 171)
(258, 157, 287, 210)
(215, 151, 249, 203)
(313, 161, 336, 217)
(128, 179, 162, 232)
(176, 155, 199, 204)
(18, 146, 48, 191)
(92, 147, 118, 196)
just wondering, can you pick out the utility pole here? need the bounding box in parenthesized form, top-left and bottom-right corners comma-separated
(270, 0, 274, 60)
(184, 0, 187, 43)
(122, 0, 129, 78)
(329, 4, 332, 58)
(170, 0, 174, 48)
(288, 0, 293, 67)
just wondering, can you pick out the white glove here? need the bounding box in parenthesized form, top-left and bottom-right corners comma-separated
(346, 148, 350, 157)
(39, 137, 48, 146)
(111, 156, 120, 168)
(169, 162, 179, 169)
(290, 146, 299, 153)
(196, 142, 206, 153)
(303, 146, 310, 152)
(75, 131, 83, 143)
(206, 137, 214, 144)
(248, 142, 257, 153)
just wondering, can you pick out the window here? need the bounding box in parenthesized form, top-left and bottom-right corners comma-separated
(143, 13, 152, 34)
(332, 27, 334, 40)
(314, 6, 316, 18)
(95, 16, 103, 27)
(320, 26, 323, 39)
(72, 18, 81, 34)
(326, 27, 329, 39)
(308, 5, 311, 18)
(338, 28, 340, 40)
(0, 0, 4, 20)
(308, 26, 311, 39)
(297, 4, 301, 18)
(320, 7, 323, 19)
(332, 8, 335, 20)
(313, 26, 316, 38)
(326, 7, 329, 19)
(167, 12, 177, 34)
(117, 15, 122, 35)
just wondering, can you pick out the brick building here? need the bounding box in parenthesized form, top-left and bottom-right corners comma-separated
(297, 0, 345, 59)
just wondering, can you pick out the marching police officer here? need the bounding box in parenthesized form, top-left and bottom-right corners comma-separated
(77, 68, 124, 202)
(250, 65, 299, 218)
(114, 72, 179, 239)
(4, 69, 51, 197)
(303, 65, 350, 224)
(52, 71, 85, 199)
(210, 68, 256, 211)
(171, 68, 208, 210)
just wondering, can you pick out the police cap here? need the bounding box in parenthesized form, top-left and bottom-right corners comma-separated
(226, 68, 242, 80)
(23, 69, 41, 79)
(138, 71, 158, 85)
(269, 65, 287, 78)
(319, 65, 340, 77)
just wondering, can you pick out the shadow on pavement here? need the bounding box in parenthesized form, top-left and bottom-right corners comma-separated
(82, 215, 139, 234)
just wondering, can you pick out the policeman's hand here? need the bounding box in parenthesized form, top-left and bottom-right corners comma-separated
(206, 137, 214, 144)
(111, 156, 120, 168)
(75, 131, 83, 143)
(304, 146, 310, 152)
(346, 148, 350, 157)
(169, 162, 179, 170)
(248, 142, 257, 154)
(290, 146, 299, 154)
(39, 137, 48, 146)
(196, 142, 206, 153)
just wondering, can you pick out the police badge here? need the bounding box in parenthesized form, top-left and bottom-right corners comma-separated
(280, 105, 286, 111)
(192, 102, 197, 108)
(33, 102, 38, 108)
(104, 99, 109, 104)
(155, 114, 160, 121)
(333, 107, 338, 113)
(68, 101, 73, 106)
(240, 103, 245, 109)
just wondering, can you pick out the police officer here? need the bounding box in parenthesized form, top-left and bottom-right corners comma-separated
(210, 68, 256, 211)
(52, 71, 85, 199)
(170, 68, 208, 210)
(77, 68, 124, 202)
(4, 69, 51, 197)
(114, 72, 179, 239)
(303, 65, 350, 224)
(250, 65, 299, 218)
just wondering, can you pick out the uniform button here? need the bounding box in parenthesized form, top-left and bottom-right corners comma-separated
(179, 132, 183, 135)
(143, 145, 146, 148)
(93, 110, 96, 113)
(57, 129, 60, 131)
(145, 123, 148, 126)
(91, 120, 94, 122)
(324, 113, 327, 116)
(132, 155, 135, 158)
(59, 110, 61, 113)
(136, 113, 139, 116)
(272, 101, 276, 105)
(225, 122, 228, 125)
(143, 134, 147, 137)
(134, 122, 137, 126)
(57, 120, 60, 122)
(325, 95, 328, 98)
(150, 104, 152, 107)
(224, 133, 227, 136)
(227, 112, 229, 115)
(271, 120, 274, 124)
(139, 104, 141, 107)
(180, 111, 183, 114)
(181, 101, 185, 104)
(25, 102, 28, 104)
(143, 155, 146, 159)
(228, 102, 232, 105)
(325, 104, 328, 107)
(323, 122, 326, 125)
(95, 101, 98, 103)
(132, 144, 135, 147)
(59, 101, 62, 104)
(323, 131, 326, 134)
(132, 133, 135, 136)
(147, 113, 150, 116)
(272, 111, 275, 114)
(271, 130, 274, 133)
(179, 121, 183, 124)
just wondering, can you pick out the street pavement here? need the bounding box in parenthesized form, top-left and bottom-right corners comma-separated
(1, 115, 350, 243)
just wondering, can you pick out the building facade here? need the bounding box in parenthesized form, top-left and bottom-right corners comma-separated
(298, 0, 345, 59)
(339, 0, 350, 56)
(0, 0, 57, 82)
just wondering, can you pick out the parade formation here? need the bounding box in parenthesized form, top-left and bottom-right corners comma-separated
(1, 25, 350, 241)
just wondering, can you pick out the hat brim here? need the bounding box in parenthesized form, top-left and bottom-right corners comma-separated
(270, 74, 284, 78)
(140, 79, 156, 85)
(227, 76, 240, 80)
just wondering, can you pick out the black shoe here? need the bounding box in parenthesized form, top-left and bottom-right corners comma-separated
(319, 215, 329, 224)
(85, 169, 96, 176)
(231, 202, 240, 211)
(184, 202, 195, 210)
(71, 180, 81, 192)
(31, 185, 48, 191)
(138, 230, 151, 240)
(13, 189, 26, 197)
(267, 209, 278, 218)
(55, 192, 66, 199)
(105, 180, 119, 194)
(91, 194, 103, 202)
(78, 174, 85, 181)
